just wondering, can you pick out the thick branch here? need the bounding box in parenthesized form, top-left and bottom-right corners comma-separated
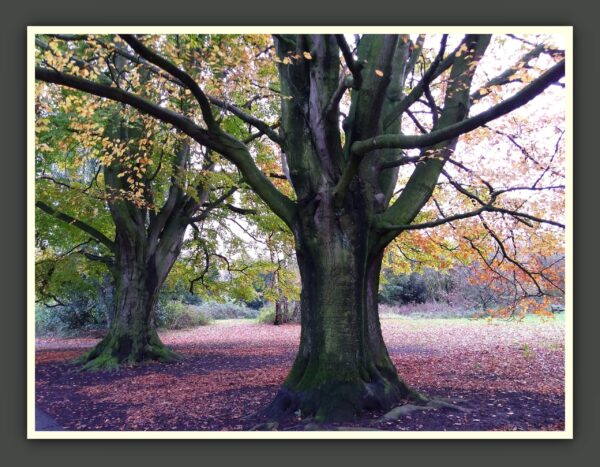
(208, 96, 283, 146)
(353, 60, 565, 156)
(37, 66, 211, 142)
(36, 201, 115, 251)
(335, 35, 363, 89)
(36, 67, 297, 228)
(120, 34, 217, 129)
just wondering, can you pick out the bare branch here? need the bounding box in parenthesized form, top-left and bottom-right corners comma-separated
(189, 186, 237, 223)
(377, 203, 565, 232)
(405, 109, 428, 134)
(224, 204, 258, 216)
(353, 60, 565, 156)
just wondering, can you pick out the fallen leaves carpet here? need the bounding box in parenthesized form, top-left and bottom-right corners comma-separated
(35, 318, 565, 432)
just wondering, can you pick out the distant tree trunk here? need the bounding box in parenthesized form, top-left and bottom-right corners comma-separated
(290, 300, 300, 322)
(274, 299, 284, 325)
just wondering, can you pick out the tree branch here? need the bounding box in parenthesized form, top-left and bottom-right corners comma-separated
(119, 34, 217, 130)
(377, 203, 565, 232)
(36, 66, 211, 142)
(382, 34, 454, 129)
(323, 74, 353, 119)
(335, 35, 363, 89)
(224, 204, 258, 216)
(353, 59, 565, 156)
(470, 44, 549, 103)
(36, 200, 115, 251)
(189, 186, 237, 223)
(208, 96, 283, 146)
(36, 66, 297, 228)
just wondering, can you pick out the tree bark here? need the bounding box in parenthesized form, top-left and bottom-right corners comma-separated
(274, 299, 284, 325)
(79, 226, 186, 370)
(265, 197, 424, 422)
(290, 300, 300, 322)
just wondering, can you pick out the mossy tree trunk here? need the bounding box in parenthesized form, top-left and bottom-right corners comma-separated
(80, 142, 217, 370)
(263, 34, 491, 420)
(80, 225, 186, 370)
(266, 196, 421, 421)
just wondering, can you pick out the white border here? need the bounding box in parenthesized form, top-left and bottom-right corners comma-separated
(27, 26, 573, 440)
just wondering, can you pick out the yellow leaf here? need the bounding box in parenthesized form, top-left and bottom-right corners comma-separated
(375, 69, 384, 77)
(303, 51, 312, 60)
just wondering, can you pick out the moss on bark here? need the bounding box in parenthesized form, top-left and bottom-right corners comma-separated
(79, 330, 181, 371)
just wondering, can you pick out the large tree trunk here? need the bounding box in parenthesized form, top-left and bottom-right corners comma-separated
(80, 223, 186, 370)
(80, 261, 179, 370)
(265, 198, 423, 422)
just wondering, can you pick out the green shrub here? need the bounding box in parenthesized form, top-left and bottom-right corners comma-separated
(256, 305, 276, 324)
(196, 301, 260, 320)
(35, 304, 69, 336)
(155, 301, 211, 329)
(35, 303, 109, 337)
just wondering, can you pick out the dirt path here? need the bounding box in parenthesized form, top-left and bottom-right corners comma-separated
(34, 318, 565, 432)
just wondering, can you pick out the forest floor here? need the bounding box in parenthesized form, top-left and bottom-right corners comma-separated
(35, 316, 565, 432)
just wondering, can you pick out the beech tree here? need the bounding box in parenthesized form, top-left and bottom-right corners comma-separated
(35, 32, 566, 420)
(35, 35, 258, 368)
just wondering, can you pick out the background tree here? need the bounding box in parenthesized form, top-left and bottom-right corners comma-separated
(35, 32, 566, 419)
(35, 35, 251, 368)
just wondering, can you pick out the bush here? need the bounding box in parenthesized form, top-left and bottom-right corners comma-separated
(256, 305, 276, 324)
(379, 273, 429, 305)
(155, 301, 211, 329)
(35, 301, 111, 337)
(244, 297, 265, 310)
(36, 304, 69, 336)
(196, 301, 260, 320)
(379, 302, 476, 319)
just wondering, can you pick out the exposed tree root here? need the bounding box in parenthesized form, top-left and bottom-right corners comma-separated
(77, 332, 181, 371)
(261, 373, 427, 423)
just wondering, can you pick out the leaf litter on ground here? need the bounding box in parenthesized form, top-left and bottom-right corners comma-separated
(35, 317, 565, 431)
